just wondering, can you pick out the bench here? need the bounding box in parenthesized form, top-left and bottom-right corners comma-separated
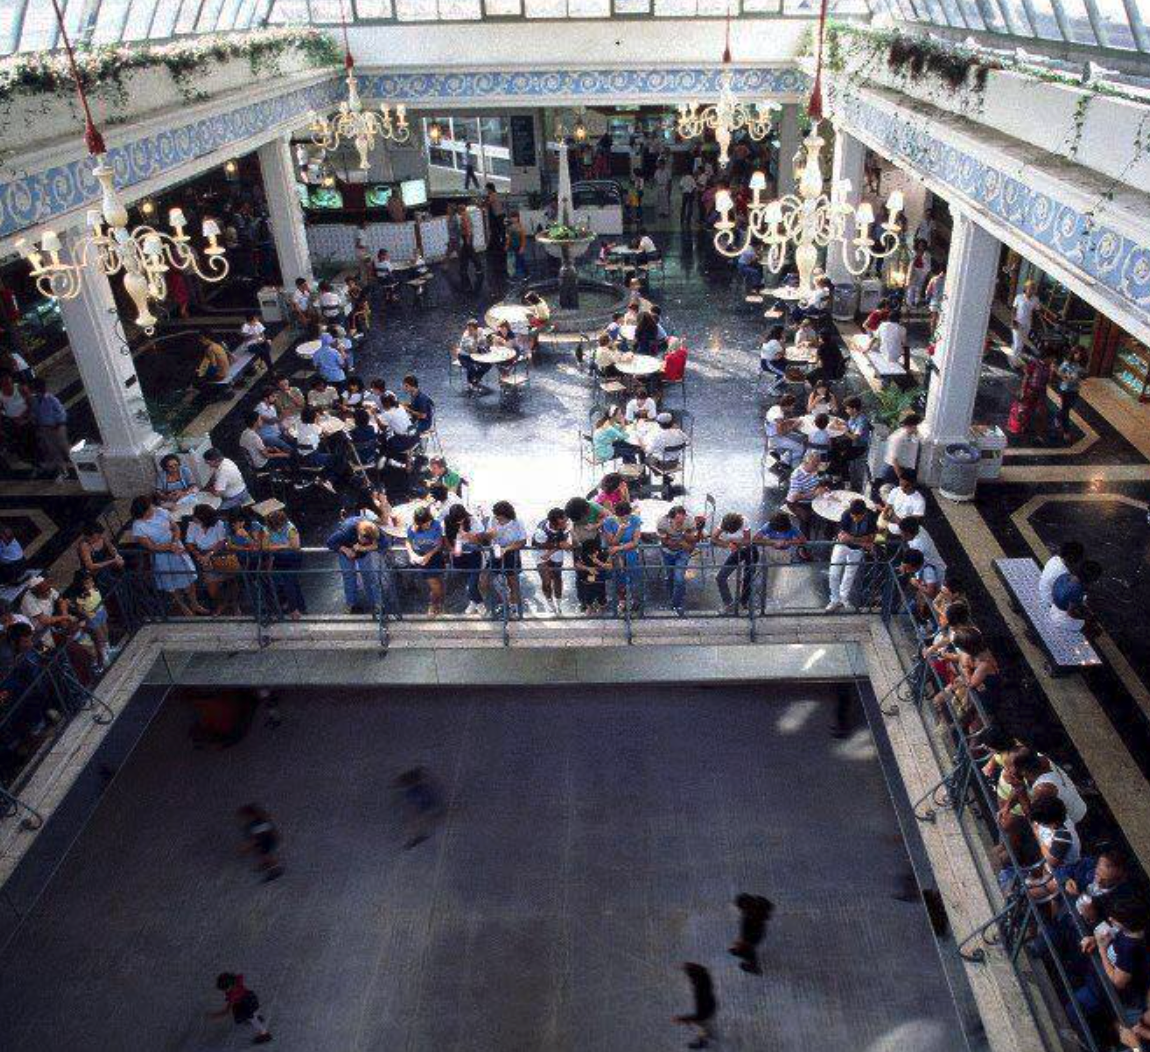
(866, 350, 908, 381)
(992, 557, 1101, 672)
(207, 348, 256, 398)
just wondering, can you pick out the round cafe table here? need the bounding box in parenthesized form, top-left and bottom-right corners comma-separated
(171, 491, 221, 520)
(798, 414, 849, 438)
(811, 489, 874, 523)
(281, 413, 349, 439)
(626, 418, 661, 451)
(767, 286, 807, 302)
(471, 345, 517, 366)
(615, 354, 663, 378)
(295, 339, 321, 361)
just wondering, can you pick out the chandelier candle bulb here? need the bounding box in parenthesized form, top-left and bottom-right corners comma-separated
(40, 230, 62, 255)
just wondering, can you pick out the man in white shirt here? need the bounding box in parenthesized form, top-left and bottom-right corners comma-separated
(204, 447, 250, 510)
(873, 311, 908, 370)
(764, 393, 805, 468)
(19, 576, 74, 648)
(1038, 540, 1084, 610)
(238, 313, 274, 372)
(1011, 280, 1041, 362)
(625, 387, 657, 423)
(872, 412, 920, 500)
(290, 278, 313, 327)
(645, 412, 688, 465)
(316, 281, 345, 325)
(883, 474, 926, 537)
(899, 518, 946, 579)
(239, 412, 289, 471)
(636, 232, 657, 258)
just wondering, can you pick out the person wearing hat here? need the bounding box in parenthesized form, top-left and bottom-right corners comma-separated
(19, 575, 78, 649)
(645, 412, 689, 497)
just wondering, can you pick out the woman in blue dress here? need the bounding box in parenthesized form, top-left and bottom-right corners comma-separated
(406, 506, 446, 617)
(154, 454, 196, 509)
(602, 500, 643, 614)
(129, 495, 205, 616)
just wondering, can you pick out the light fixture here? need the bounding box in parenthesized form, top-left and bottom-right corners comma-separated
(711, 0, 904, 299)
(884, 242, 912, 290)
(139, 200, 155, 217)
(427, 120, 442, 146)
(573, 114, 587, 143)
(675, 0, 778, 167)
(223, 159, 239, 178)
(309, 0, 409, 170)
(15, 0, 227, 334)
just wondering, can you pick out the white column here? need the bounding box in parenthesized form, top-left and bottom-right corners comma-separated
(258, 135, 313, 286)
(920, 210, 1000, 484)
(57, 230, 165, 495)
(776, 104, 801, 199)
(825, 126, 866, 288)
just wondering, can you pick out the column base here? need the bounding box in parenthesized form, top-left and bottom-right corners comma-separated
(99, 436, 166, 498)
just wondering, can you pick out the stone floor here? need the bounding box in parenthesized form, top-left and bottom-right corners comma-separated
(0, 683, 965, 1052)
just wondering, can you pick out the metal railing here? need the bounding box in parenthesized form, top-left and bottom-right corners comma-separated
(877, 570, 1130, 1052)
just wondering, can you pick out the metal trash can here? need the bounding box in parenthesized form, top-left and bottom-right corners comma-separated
(69, 440, 110, 493)
(258, 286, 284, 324)
(832, 282, 860, 322)
(972, 424, 1007, 481)
(858, 277, 884, 315)
(938, 442, 980, 502)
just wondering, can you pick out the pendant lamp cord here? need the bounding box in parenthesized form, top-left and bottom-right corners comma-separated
(808, 0, 831, 120)
(49, 0, 106, 156)
(339, 0, 354, 69)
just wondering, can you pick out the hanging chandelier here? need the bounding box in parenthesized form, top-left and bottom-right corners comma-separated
(15, 0, 228, 334)
(711, 0, 904, 299)
(675, 2, 778, 168)
(310, 0, 409, 169)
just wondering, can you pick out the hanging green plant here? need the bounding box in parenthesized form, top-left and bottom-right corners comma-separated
(0, 27, 341, 107)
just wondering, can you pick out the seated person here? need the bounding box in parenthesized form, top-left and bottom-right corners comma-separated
(316, 281, 345, 325)
(341, 376, 366, 410)
(835, 395, 871, 484)
(154, 453, 197, 507)
(306, 377, 339, 412)
(1049, 559, 1102, 630)
(1039, 540, 1084, 611)
(490, 319, 523, 375)
(594, 334, 629, 379)
(784, 451, 829, 533)
(649, 306, 670, 353)
(364, 377, 389, 413)
(312, 331, 347, 388)
(374, 249, 399, 300)
(254, 386, 292, 452)
(736, 244, 762, 288)
(760, 326, 787, 393)
(377, 392, 421, 461)
(292, 408, 338, 491)
(810, 334, 846, 384)
(289, 277, 314, 327)
(344, 275, 370, 335)
(523, 290, 550, 331)
(625, 386, 657, 423)
(457, 319, 491, 390)
(791, 274, 833, 323)
(662, 338, 688, 382)
(636, 230, 658, 261)
(604, 312, 624, 344)
(806, 412, 834, 464)
(645, 412, 689, 469)
(239, 313, 274, 373)
(195, 332, 233, 384)
(807, 379, 839, 417)
(863, 297, 891, 334)
(326, 324, 355, 373)
(239, 411, 290, 472)
(880, 473, 925, 539)
(793, 317, 819, 351)
(402, 375, 434, 435)
(633, 312, 661, 357)
(421, 456, 463, 495)
(592, 408, 641, 465)
(270, 376, 305, 419)
(764, 393, 805, 469)
(1074, 896, 1150, 1028)
(346, 408, 380, 469)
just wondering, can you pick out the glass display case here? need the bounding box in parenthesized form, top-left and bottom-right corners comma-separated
(1112, 334, 1150, 402)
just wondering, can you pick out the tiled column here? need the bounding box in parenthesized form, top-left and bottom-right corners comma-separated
(776, 104, 801, 199)
(824, 126, 866, 288)
(920, 210, 1000, 484)
(57, 230, 165, 495)
(258, 135, 313, 286)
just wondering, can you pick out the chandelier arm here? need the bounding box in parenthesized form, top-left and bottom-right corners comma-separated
(712, 225, 750, 260)
(838, 241, 875, 277)
(160, 235, 231, 285)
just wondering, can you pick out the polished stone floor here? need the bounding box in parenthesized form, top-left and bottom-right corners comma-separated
(0, 683, 964, 1052)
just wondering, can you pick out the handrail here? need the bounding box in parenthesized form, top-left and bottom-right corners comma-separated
(878, 567, 1130, 1050)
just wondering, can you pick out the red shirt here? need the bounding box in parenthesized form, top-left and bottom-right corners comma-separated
(863, 308, 890, 333)
(663, 345, 687, 381)
(225, 976, 250, 1008)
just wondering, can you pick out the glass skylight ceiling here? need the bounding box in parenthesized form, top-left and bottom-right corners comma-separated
(0, 0, 1145, 54)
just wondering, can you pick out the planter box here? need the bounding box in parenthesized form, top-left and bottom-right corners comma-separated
(834, 39, 1150, 197)
(0, 51, 316, 157)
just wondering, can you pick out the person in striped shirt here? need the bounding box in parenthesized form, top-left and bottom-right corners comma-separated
(785, 451, 829, 534)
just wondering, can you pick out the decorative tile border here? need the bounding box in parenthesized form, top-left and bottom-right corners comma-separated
(831, 84, 1150, 328)
(359, 66, 808, 102)
(0, 78, 343, 242)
